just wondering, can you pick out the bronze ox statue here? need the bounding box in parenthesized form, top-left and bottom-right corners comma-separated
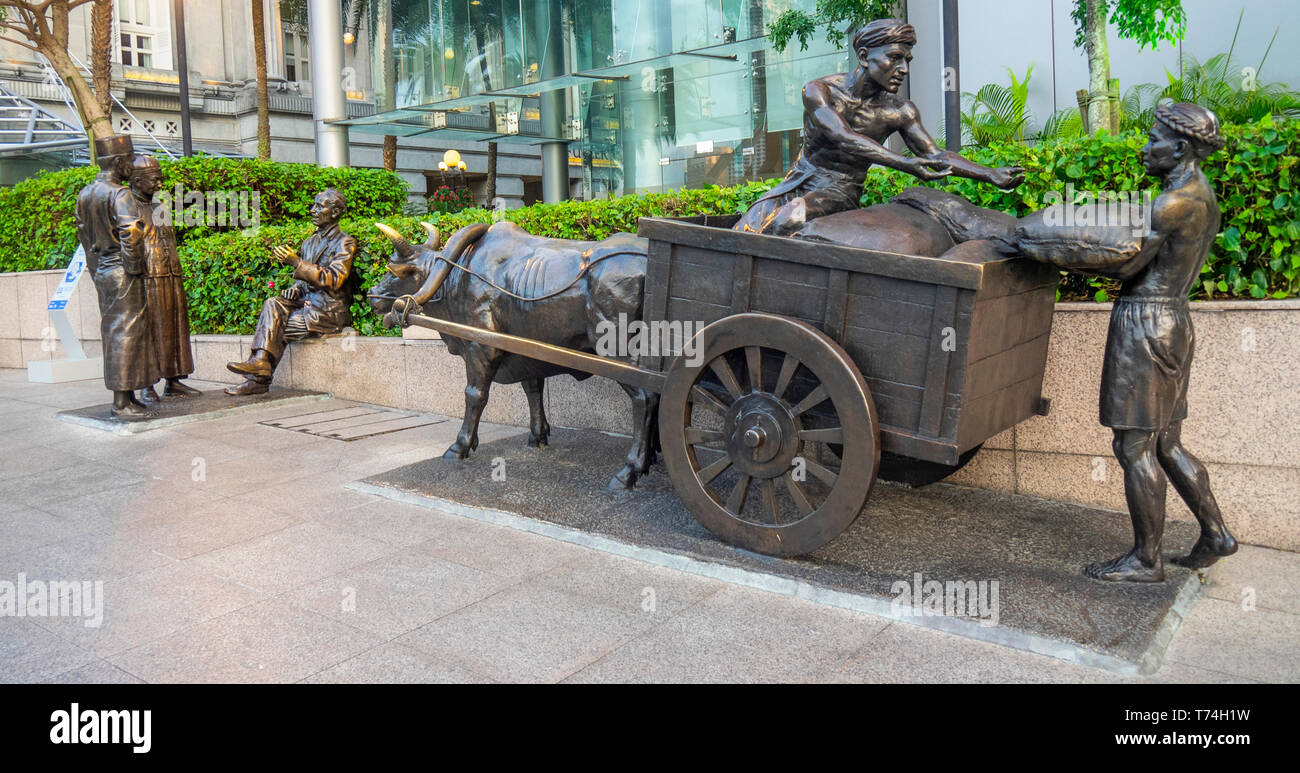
(367, 221, 659, 490)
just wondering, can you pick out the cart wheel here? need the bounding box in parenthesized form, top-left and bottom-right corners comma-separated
(659, 313, 880, 557)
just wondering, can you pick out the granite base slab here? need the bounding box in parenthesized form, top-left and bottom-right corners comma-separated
(352, 428, 1206, 675)
(57, 387, 332, 435)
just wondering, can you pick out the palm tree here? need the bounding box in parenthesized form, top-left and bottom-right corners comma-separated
(90, 0, 110, 122)
(252, 0, 271, 159)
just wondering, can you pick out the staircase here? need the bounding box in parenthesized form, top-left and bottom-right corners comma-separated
(0, 86, 88, 158)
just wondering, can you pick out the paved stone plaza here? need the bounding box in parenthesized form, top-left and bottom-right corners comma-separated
(1, 368, 1295, 684)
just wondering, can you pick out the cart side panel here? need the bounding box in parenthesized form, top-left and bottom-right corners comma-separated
(953, 259, 1059, 450)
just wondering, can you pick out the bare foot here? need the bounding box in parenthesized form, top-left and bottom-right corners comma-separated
(1173, 533, 1238, 569)
(1084, 550, 1165, 583)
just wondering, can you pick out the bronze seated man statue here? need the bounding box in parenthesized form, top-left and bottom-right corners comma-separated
(735, 17, 1023, 237)
(226, 188, 358, 395)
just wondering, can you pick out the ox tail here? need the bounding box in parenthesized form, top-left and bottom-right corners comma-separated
(412, 222, 491, 305)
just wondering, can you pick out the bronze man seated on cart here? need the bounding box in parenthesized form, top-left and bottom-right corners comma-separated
(735, 18, 1023, 236)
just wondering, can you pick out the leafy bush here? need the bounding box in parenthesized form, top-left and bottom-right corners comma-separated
(860, 116, 1299, 301)
(9, 120, 1298, 338)
(0, 156, 408, 272)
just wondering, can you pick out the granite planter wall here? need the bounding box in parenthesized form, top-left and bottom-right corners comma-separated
(0, 268, 102, 369)
(5, 268, 1297, 551)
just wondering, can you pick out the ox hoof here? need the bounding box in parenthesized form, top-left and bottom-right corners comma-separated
(528, 434, 548, 449)
(443, 446, 472, 461)
(608, 466, 639, 491)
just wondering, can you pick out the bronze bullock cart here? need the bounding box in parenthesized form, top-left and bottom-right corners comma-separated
(396, 214, 1058, 557)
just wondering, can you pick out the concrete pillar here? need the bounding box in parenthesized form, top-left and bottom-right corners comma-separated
(539, 0, 568, 202)
(308, 0, 349, 167)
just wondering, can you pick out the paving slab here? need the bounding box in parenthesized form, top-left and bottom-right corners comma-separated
(108, 598, 384, 684)
(356, 427, 1207, 675)
(565, 585, 882, 683)
(301, 641, 494, 684)
(56, 387, 331, 435)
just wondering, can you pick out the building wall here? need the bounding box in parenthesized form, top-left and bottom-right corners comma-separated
(910, 0, 1300, 141)
(0, 0, 543, 209)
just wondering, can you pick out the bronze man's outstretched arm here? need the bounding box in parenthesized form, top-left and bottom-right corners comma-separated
(897, 102, 1025, 190)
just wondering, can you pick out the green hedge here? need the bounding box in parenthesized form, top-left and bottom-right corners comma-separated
(178, 183, 777, 337)
(0, 156, 408, 272)
(860, 115, 1299, 301)
(8, 119, 1298, 336)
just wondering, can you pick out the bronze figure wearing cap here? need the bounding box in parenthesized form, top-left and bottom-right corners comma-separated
(74, 134, 158, 418)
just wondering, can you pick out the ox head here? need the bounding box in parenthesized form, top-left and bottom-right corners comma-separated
(366, 222, 443, 318)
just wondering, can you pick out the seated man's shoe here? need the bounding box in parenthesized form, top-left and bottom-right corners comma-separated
(163, 378, 201, 397)
(225, 378, 270, 396)
(227, 350, 274, 379)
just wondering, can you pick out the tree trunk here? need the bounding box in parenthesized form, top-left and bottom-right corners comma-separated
(486, 141, 497, 204)
(382, 134, 397, 171)
(90, 0, 112, 121)
(251, 0, 271, 159)
(375, 0, 397, 171)
(1083, 0, 1112, 134)
(42, 38, 112, 144)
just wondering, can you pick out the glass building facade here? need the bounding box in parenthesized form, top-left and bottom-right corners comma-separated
(345, 1, 852, 199)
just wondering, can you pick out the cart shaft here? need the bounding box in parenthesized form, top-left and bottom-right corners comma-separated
(398, 311, 668, 394)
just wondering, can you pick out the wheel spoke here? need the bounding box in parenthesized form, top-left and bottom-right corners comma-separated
(773, 354, 799, 400)
(762, 479, 780, 523)
(799, 426, 843, 444)
(709, 356, 744, 399)
(784, 471, 814, 516)
(791, 384, 828, 417)
(805, 457, 839, 487)
(745, 347, 763, 393)
(697, 454, 732, 486)
(690, 385, 730, 416)
(685, 427, 725, 446)
(725, 474, 751, 514)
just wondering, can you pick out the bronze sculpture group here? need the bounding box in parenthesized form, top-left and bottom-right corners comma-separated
(74, 135, 198, 418)
(73, 18, 1238, 579)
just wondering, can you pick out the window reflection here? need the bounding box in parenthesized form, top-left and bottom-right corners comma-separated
(377, 1, 844, 198)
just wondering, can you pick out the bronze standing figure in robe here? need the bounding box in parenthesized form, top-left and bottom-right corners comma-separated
(226, 188, 357, 395)
(74, 134, 157, 418)
(734, 18, 1023, 236)
(129, 155, 199, 403)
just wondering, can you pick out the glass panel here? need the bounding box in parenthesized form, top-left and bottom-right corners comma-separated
(375, 1, 843, 197)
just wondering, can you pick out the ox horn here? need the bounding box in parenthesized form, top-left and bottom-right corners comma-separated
(419, 222, 441, 249)
(375, 222, 416, 259)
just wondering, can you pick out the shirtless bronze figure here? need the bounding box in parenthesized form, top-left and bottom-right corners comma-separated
(735, 18, 1024, 236)
(1006, 102, 1238, 582)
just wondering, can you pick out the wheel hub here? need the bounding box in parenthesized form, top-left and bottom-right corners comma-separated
(726, 393, 800, 478)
